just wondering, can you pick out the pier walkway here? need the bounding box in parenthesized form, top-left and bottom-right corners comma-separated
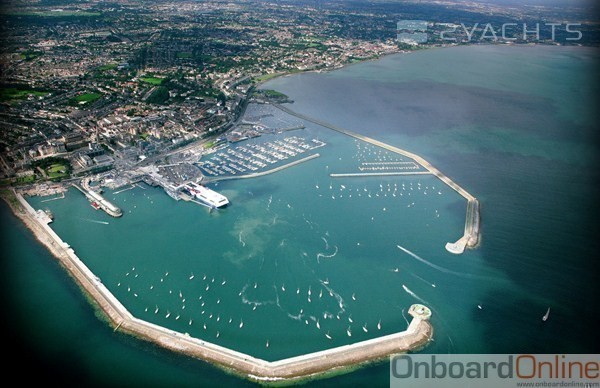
(273, 103, 480, 253)
(72, 183, 122, 218)
(9, 189, 432, 384)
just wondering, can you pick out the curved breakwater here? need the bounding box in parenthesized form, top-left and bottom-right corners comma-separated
(3, 189, 433, 383)
(272, 103, 480, 254)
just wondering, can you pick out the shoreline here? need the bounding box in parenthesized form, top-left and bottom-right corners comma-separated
(0, 188, 433, 384)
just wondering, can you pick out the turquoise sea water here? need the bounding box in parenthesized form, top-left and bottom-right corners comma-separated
(2, 45, 599, 386)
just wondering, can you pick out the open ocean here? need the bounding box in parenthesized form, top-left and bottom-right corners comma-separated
(2, 45, 599, 386)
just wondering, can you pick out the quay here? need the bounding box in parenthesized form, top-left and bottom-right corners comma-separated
(72, 182, 122, 218)
(4, 189, 433, 384)
(273, 103, 480, 253)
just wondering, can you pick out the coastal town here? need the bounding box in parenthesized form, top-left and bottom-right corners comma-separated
(0, 0, 598, 385)
(1, 0, 596, 196)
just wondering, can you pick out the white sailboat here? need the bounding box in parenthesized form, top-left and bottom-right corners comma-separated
(543, 307, 550, 321)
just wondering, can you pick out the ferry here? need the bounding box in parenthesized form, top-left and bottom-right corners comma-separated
(185, 182, 229, 208)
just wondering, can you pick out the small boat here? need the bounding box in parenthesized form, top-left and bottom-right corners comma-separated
(393, 268, 399, 273)
(352, 293, 356, 301)
(348, 315, 353, 323)
(323, 278, 329, 285)
(477, 304, 483, 310)
(362, 324, 368, 333)
(189, 319, 193, 325)
(266, 340, 269, 348)
(203, 323, 207, 330)
(316, 320, 320, 329)
(165, 311, 171, 318)
(325, 332, 332, 340)
(281, 284, 286, 292)
(240, 320, 244, 328)
(543, 307, 550, 321)
(189, 273, 194, 280)
(216, 331, 220, 338)
(154, 306, 159, 314)
(175, 314, 180, 320)
(377, 320, 381, 330)
(347, 327, 352, 337)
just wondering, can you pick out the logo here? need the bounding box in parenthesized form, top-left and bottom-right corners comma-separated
(390, 354, 600, 388)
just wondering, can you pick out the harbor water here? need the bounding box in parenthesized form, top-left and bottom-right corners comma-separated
(2, 44, 598, 385)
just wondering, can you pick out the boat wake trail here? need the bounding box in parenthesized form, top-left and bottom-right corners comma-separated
(319, 280, 346, 315)
(239, 231, 246, 247)
(397, 244, 472, 278)
(316, 246, 338, 263)
(239, 283, 276, 309)
(402, 284, 430, 306)
(411, 273, 436, 288)
(321, 236, 329, 250)
(80, 218, 109, 225)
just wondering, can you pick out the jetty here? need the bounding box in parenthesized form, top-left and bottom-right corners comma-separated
(205, 153, 320, 183)
(273, 103, 480, 254)
(73, 182, 122, 218)
(6, 189, 432, 384)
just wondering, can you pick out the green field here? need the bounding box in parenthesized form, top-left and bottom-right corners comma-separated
(0, 88, 49, 101)
(47, 164, 69, 179)
(260, 89, 288, 99)
(254, 73, 283, 83)
(97, 63, 117, 71)
(70, 92, 102, 105)
(140, 77, 164, 86)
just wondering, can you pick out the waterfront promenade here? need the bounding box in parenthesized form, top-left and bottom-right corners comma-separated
(273, 103, 480, 254)
(4, 189, 433, 384)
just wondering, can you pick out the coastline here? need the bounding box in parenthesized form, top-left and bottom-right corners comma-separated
(0, 188, 433, 384)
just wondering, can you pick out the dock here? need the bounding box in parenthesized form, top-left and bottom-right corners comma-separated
(273, 103, 480, 253)
(72, 183, 123, 218)
(6, 189, 432, 384)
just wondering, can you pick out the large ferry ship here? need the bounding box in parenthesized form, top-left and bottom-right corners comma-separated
(185, 182, 229, 208)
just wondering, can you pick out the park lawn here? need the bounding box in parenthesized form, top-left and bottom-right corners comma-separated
(97, 63, 117, 71)
(0, 88, 49, 101)
(71, 92, 102, 105)
(140, 77, 164, 85)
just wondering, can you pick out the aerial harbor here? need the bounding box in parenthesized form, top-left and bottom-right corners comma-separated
(1, 0, 598, 386)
